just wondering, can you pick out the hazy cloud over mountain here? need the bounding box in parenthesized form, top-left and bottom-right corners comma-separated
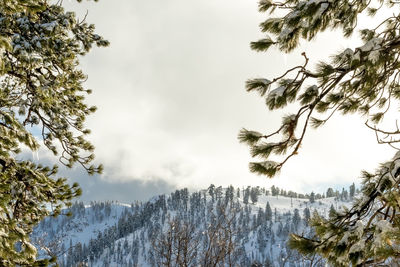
(39, 0, 394, 200)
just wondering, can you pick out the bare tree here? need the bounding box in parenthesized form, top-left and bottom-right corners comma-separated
(152, 205, 240, 267)
(202, 205, 238, 267)
(152, 217, 199, 267)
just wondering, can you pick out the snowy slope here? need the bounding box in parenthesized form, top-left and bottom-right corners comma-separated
(32, 186, 354, 267)
(32, 202, 131, 257)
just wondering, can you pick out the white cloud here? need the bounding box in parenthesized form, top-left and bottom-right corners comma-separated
(46, 0, 397, 198)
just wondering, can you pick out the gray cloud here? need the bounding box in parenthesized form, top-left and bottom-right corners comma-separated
(19, 149, 176, 202)
(71, 174, 177, 203)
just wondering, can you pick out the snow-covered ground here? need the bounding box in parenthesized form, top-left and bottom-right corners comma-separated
(32, 186, 354, 266)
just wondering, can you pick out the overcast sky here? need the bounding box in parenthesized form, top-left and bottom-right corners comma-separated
(35, 0, 394, 202)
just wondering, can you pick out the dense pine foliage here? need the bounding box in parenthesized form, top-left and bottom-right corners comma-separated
(240, 0, 400, 265)
(0, 1, 107, 265)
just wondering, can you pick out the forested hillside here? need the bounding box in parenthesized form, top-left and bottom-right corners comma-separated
(32, 185, 354, 266)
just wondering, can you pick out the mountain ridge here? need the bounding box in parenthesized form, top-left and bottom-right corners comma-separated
(32, 185, 354, 266)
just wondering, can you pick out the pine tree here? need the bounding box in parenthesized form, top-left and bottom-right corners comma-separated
(309, 192, 315, 203)
(225, 185, 235, 205)
(250, 187, 260, 204)
(326, 188, 334, 198)
(270, 185, 278, 196)
(303, 208, 310, 225)
(243, 186, 250, 204)
(239, 0, 400, 264)
(265, 202, 272, 221)
(0, 1, 107, 265)
(292, 209, 301, 232)
(349, 182, 356, 199)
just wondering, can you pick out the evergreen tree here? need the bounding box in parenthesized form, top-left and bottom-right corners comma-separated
(265, 202, 272, 221)
(0, 1, 107, 265)
(208, 184, 215, 202)
(215, 186, 223, 201)
(239, 0, 400, 264)
(243, 186, 250, 204)
(225, 185, 234, 206)
(250, 187, 260, 204)
(277, 222, 284, 237)
(326, 188, 334, 198)
(292, 209, 301, 232)
(349, 182, 356, 199)
(342, 188, 349, 201)
(303, 208, 310, 225)
(270, 185, 278, 196)
(309, 192, 315, 203)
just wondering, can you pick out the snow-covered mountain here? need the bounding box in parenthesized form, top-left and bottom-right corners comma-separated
(32, 185, 353, 266)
